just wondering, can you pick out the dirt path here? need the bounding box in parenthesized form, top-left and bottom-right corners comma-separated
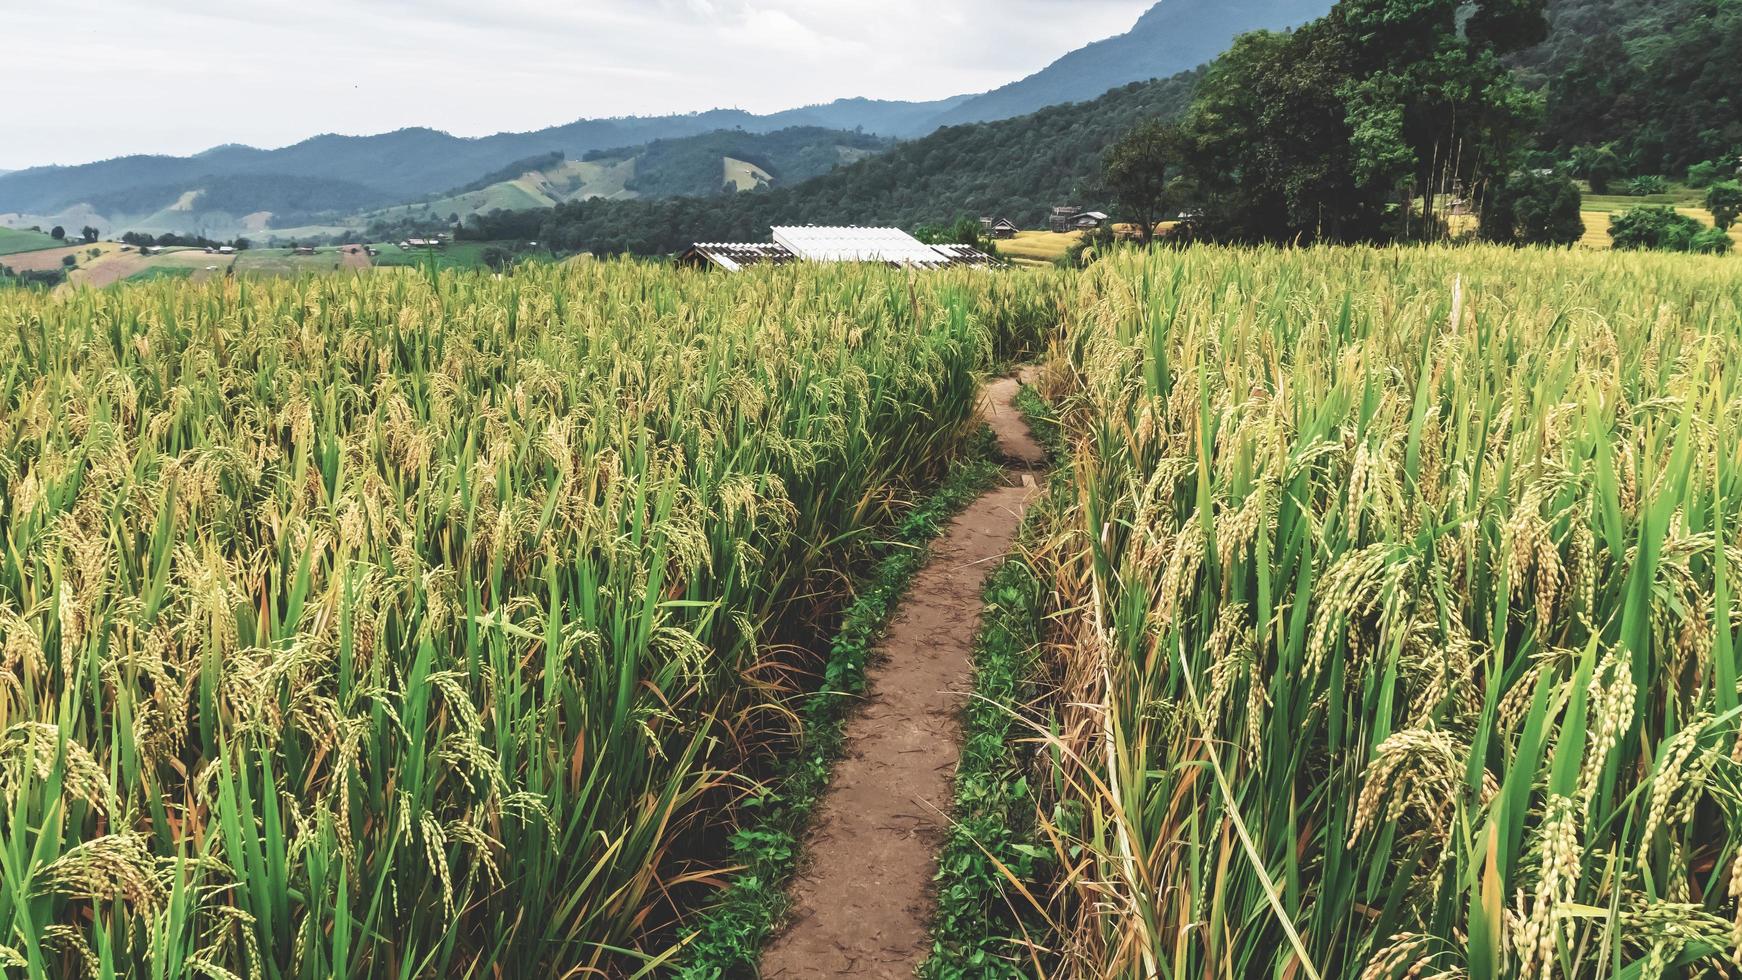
(761, 370, 1044, 979)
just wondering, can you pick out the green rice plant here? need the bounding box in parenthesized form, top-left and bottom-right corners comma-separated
(1026, 245, 1742, 979)
(0, 260, 1056, 977)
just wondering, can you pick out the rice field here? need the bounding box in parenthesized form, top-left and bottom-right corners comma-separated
(0, 261, 1048, 977)
(1023, 246, 1742, 979)
(6, 243, 1739, 979)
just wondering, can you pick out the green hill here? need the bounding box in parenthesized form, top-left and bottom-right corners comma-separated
(461, 73, 1204, 255)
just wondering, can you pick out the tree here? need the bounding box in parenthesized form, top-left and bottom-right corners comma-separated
(1568, 145, 1621, 194)
(1706, 181, 1742, 231)
(80, 226, 99, 244)
(50, 226, 65, 241)
(481, 246, 512, 272)
(1103, 120, 1184, 244)
(1688, 160, 1727, 188)
(61, 254, 76, 268)
(913, 216, 998, 255)
(1482, 170, 1584, 246)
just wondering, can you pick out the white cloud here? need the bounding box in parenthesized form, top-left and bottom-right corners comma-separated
(0, 0, 1153, 169)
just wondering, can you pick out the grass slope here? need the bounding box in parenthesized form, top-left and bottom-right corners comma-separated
(0, 227, 63, 256)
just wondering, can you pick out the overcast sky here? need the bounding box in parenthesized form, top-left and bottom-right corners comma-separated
(2, 0, 1154, 171)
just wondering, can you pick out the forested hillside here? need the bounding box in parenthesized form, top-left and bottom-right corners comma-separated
(592, 128, 896, 198)
(460, 73, 1203, 255)
(1520, 0, 1741, 173)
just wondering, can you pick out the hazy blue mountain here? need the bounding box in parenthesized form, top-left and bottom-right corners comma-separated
(933, 0, 1332, 126)
(0, 100, 963, 219)
(0, 0, 1330, 225)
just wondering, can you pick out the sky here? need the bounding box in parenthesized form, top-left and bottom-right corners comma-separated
(2, 0, 1154, 171)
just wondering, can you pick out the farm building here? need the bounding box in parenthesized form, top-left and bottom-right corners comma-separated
(980, 217, 1020, 239)
(681, 227, 1001, 272)
(1073, 211, 1110, 230)
(1050, 206, 1082, 233)
(678, 242, 799, 272)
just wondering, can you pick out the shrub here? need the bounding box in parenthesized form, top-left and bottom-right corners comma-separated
(1481, 171, 1584, 246)
(1626, 174, 1669, 195)
(1608, 205, 1703, 250)
(1692, 226, 1735, 254)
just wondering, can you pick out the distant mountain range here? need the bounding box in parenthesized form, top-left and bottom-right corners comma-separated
(930, 0, 1329, 126)
(0, 0, 1332, 238)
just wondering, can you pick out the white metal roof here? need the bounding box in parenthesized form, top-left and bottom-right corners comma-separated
(771, 226, 950, 267)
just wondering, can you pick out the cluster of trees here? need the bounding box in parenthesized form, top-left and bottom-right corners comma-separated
(456, 73, 1202, 256)
(118, 231, 252, 250)
(1099, 0, 1557, 245)
(1609, 206, 1734, 253)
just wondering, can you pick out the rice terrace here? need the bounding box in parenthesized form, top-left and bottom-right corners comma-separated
(4, 0, 1742, 978)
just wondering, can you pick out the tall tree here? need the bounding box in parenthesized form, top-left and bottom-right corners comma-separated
(1102, 120, 1184, 243)
(1180, 0, 1549, 243)
(1707, 181, 1742, 231)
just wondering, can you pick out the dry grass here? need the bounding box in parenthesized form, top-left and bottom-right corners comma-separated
(999, 230, 1082, 267)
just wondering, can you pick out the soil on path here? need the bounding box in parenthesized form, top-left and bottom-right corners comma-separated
(760, 370, 1044, 979)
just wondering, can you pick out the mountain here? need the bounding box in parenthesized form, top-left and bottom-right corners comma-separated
(334, 127, 898, 240)
(0, 100, 961, 226)
(0, 0, 1324, 232)
(934, 0, 1331, 126)
(463, 72, 1206, 256)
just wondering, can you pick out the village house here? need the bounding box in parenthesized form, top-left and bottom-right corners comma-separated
(980, 217, 1020, 239)
(1049, 205, 1082, 233)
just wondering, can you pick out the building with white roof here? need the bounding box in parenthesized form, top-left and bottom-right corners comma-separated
(681, 227, 1001, 272)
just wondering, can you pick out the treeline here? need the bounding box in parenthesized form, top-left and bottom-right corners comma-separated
(460, 74, 1202, 255)
(118, 231, 253, 250)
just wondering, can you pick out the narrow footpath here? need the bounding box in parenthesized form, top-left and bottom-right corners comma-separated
(761, 371, 1045, 978)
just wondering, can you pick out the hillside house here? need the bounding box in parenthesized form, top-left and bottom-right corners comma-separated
(294, 246, 317, 256)
(1073, 211, 1109, 231)
(980, 217, 1020, 239)
(218, 246, 236, 255)
(1050, 205, 1082, 233)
